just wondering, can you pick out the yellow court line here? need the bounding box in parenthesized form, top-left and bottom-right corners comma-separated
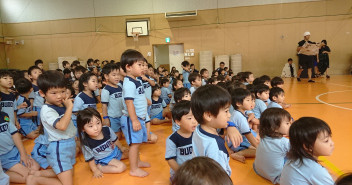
(319, 156, 344, 176)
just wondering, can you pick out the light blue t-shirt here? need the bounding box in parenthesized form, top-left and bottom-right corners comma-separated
(137, 75, 152, 101)
(150, 98, 167, 118)
(268, 101, 283, 109)
(82, 126, 119, 162)
(72, 92, 97, 120)
(229, 110, 254, 150)
(0, 112, 18, 155)
(165, 132, 193, 176)
(252, 99, 267, 119)
(16, 95, 33, 122)
(280, 158, 334, 185)
(41, 104, 77, 142)
(254, 137, 290, 184)
(29, 84, 44, 108)
(189, 86, 197, 95)
(192, 125, 231, 176)
(0, 92, 17, 126)
(122, 76, 148, 119)
(172, 119, 180, 132)
(161, 87, 171, 104)
(101, 85, 123, 118)
(201, 78, 207, 86)
(182, 69, 190, 84)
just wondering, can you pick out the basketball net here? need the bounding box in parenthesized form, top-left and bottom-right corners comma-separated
(132, 32, 140, 42)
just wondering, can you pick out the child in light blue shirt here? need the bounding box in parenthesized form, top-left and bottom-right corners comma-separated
(28, 66, 44, 126)
(172, 88, 191, 132)
(253, 84, 269, 119)
(150, 85, 172, 125)
(188, 73, 202, 95)
(160, 78, 172, 105)
(268, 87, 285, 109)
(181, 61, 191, 89)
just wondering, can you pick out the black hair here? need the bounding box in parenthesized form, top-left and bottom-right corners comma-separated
(241, 71, 253, 82)
(259, 75, 271, 83)
(120, 49, 144, 73)
(172, 156, 233, 185)
(172, 79, 182, 91)
(217, 82, 227, 90)
(62, 60, 69, 67)
(335, 173, 352, 185)
(160, 78, 169, 86)
(72, 60, 80, 66)
(74, 66, 87, 73)
(246, 84, 255, 94)
(35, 59, 43, 66)
(188, 73, 201, 84)
(321, 40, 327, 45)
(28, 65, 41, 76)
(76, 107, 102, 147)
(15, 78, 32, 94)
(207, 77, 217, 84)
(271, 76, 284, 87)
(190, 64, 195, 67)
(152, 84, 161, 96)
(217, 75, 225, 82)
(269, 87, 284, 101)
(86, 58, 94, 66)
(0, 70, 13, 78)
(172, 100, 191, 122)
(259, 108, 291, 138)
(191, 85, 231, 124)
(37, 70, 66, 94)
(162, 69, 168, 73)
(231, 88, 251, 109)
(255, 84, 270, 98)
(174, 88, 191, 103)
(287, 117, 332, 164)
(66, 85, 75, 98)
(288, 58, 293, 62)
(181, 61, 190, 67)
(78, 72, 97, 92)
(63, 68, 71, 75)
(200, 68, 208, 77)
(219, 61, 225, 65)
(102, 63, 119, 75)
(148, 63, 154, 69)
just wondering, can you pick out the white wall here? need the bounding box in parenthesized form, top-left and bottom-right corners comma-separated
(0, 0, 319, 23)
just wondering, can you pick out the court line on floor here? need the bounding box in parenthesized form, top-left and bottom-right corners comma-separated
(289, 102, 352, 105)
(315, 90, 352, 111)
(328, 82, 352, 88)
(319, 156, 344, 176)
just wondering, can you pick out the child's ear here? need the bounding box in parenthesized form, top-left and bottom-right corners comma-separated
(203, 111, 213, 122)
(272, 96, 278, 101)
(236, 102, 242, 108)
(175, 119, 181, 126)
(39, 90, 45, 98)
(104, 74, 109, 80)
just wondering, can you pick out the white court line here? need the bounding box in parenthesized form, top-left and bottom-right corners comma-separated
(315, 90, 352, 111)
(328, 82, 352, 88)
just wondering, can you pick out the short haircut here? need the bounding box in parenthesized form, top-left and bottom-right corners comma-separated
(269, 87, 284, 101)
(74, 66, 87, 73)
(62, 60, 69, 67)
(288, 58, 293, 62)
(35, 59, 43, 66)
(287, 117, 331, 164)
(78, 72, 97, 92)
(0, 70, 13, 78)
(271, 76, 284, 87)
(174, 88, 191, 103)
(220, 61, 225, 65)
(217, 75, 225, 82)
(259, 108, 291, 138)
(28, 65, 41, 75)
(172, 79, 182, 91)
(37, 70, 66, 94)
(172, 100, 191, 122)
(188, 73, 201, 84)
(255, 84, 270, 98)
(190, 64, 195, 67)
(259, 75, 271, 83)
(63, 68, 71, 75)
(335, 173, 352, 185)
(86, 58, 94, 65)
(148, 63, 154, 69)
(321, 39, 327, 45)
(152, 84, 161, 95)
(207, 77, 217, 84)
(72, 60, 80, 66)
(241, 71, 253, 82)
(172, 156, 233, 185)
(15, 78, 32, 94)
(200, 68, 208, 76)
(66, 85, 75, 97)
(102, 63, 119, 75)
(120, 49, 144, 72)
(217, 82, 226, 90)
(160, 78, 169, 86)
(231, 88, 251, 109)
(181, 61, 190, 67)
(191, 85, 231, 124)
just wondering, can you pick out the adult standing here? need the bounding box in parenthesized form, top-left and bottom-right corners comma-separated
(318, 40, 331, 78)
(296, 32, 317, 82)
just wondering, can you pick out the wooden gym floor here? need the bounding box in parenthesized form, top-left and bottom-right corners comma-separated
(17, 75, 352, 185)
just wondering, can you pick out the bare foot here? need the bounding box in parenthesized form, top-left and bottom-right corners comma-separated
(138, 161, 151, 168)
(231, 153, 246, 163)
(129, 168, 149, 177)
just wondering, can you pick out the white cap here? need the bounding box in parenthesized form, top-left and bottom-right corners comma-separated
(303, 31, 311, 36)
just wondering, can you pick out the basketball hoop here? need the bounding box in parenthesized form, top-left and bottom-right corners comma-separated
(132, 32, 140, 42)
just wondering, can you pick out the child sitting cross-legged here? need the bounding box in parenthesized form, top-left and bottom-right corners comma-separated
(171, 88, 191, 132)
(252, 84, 269, 120)
(160, 78, 172, 105)
(165, 100, 197, 180)
(150, 85, 172, 125)
(227, 88, 259, 163)
(77, 108, 128, 178)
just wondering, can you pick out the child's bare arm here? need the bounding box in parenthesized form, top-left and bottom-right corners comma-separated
(12, 132, 31, 167)
(55, 97, 73, 131)
(19, 111, 38, 118)
(167, 159, 179, 172)
(245, 133, 259, 148)
(115, 140, 128, 153)
(125, 100, 141, 131)
(88, 160, 103, 178)
(226, 127, 243, 148)
(101, 104, 110, 126)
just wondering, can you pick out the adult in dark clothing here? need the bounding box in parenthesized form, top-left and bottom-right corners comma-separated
(318, 40, 331, 78)
(296, 31, 317, 82)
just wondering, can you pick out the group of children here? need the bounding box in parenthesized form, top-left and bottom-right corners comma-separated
(0, 52, 345, 185)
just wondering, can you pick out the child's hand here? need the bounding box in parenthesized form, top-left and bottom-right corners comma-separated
(141, 75, 148, 81)
(15, 121, 21, 129)
(147, 132, 151, 141)
(20, 154, 32, 168)
(63, 97, 73, 108)
(18, 102, 28, 109)
(132, 120, 141, 131)
(93, 169, 103, 178)
(120, 146, 129, 153)
(103, 118, 110, 127)
(226, 127, 243, 148)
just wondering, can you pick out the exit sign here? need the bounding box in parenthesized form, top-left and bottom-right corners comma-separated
(165, 37, 170, 43)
